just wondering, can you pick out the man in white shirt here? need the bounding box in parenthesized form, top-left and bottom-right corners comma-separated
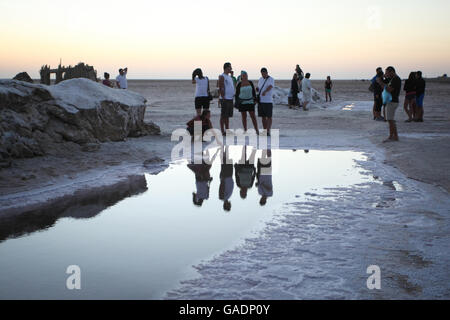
(116, 67, 128, 89)
(257, 68, 275, 135)
(301, 73, 312, 111)
(218, 62, 235, 136)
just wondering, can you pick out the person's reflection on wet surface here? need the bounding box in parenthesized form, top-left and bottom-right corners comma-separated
(235, 145, 257, 199)
(219, 146, 234, 212)
(256, 149, 273, 206)
(188, 149, 219, 207)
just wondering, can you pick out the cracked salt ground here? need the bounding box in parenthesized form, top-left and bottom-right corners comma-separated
(1, 146, 449, 299)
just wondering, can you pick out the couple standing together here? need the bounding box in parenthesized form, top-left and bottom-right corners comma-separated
(193, 62, 275, 137)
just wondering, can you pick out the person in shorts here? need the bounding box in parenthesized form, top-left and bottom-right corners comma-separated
(219, 146, 234, 212)
(235, 71, 259, 134)
(192, 68, 211, 116)
(218, 62, 235, 136)
(384, 66, 402, 142)
(257, 68, 275, 135)
(415, 71, 426, 122)
(403, 72, 417, 122)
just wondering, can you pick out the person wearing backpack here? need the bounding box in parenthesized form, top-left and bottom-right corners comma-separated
(234, 146, 257, 199)
(235, 71, 259, 135)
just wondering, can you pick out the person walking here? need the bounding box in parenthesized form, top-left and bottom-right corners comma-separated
(324, 76, 333, 102)
(403, 72, 417, 122)
(415, 71, 426, 122)
(192, 68, 211, 116)
(115, 67, 128, 89)
(257, 68, 275, 135)
(218, 62, 235, 136)
(235, 71, 259, 134)
(301, 73, 312, 111)
(383, 66, 402, 142)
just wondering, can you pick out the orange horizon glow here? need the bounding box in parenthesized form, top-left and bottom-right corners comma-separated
(1, 0, 449, 80)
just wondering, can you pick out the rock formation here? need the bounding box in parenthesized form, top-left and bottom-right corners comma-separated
(0, 78, 160, 161)
(12, 72, 33, 83)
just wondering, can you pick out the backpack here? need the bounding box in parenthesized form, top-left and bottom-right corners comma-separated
(237, 166, 254, 188)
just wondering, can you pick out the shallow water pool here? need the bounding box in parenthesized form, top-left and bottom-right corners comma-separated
(0, 146, 374, 299)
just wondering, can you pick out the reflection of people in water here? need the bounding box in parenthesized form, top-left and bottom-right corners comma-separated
(188, 149, 219, 206)
(219, 146, 234, 211)
(256, 149, 273, 206)
(234, 145, 256, 199)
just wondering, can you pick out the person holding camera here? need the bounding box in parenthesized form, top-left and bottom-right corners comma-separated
(256, 68, 274, 136)
(116, 67, 128, 89)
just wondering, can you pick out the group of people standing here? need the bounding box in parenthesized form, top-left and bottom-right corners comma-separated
(190, 62, 275, 137)
(370, 66, 426, 142)
(289, 65, 333, 110)
(188, 146, 273, 211)
(371, 67, 426, 124)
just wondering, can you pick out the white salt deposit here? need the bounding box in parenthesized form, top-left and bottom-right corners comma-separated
(48, 78, 146, 111)
(0, 79, 147, 114)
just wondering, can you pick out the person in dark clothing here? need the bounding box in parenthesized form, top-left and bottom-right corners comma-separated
(289, 73, 300, 108)
(371, 67, 383, 119)
(384, 66, 401, 142)
(234, 146, 257, 199)
(403, 72, 417, 122)
(295, 65, 304, 81)
(415, 71, 426, 122)
(324, 76, 333, 102)
(373, 69, 385, 121)
(186, 110, 213, 139)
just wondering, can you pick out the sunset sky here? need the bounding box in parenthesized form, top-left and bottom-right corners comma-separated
(1, 0, 449, 79)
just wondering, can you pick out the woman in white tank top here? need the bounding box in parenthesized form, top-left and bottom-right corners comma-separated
(192, 68, 211, 116)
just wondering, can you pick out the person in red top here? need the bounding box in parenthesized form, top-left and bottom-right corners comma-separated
(102, 73, 113, 88)
(186, 110, 213, 138)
